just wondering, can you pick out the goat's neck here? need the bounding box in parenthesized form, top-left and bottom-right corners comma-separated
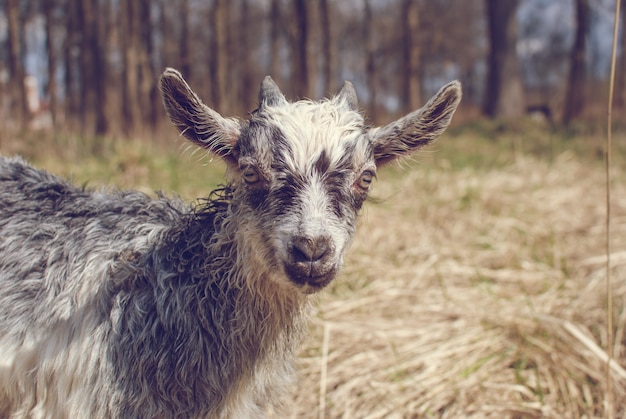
(157, 207, 310, 364)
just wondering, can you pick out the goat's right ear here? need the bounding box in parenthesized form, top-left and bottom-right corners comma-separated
(159, 68, 241, 167)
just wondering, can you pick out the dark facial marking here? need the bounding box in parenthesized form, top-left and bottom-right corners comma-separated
(324, 170, 350, 218)
(313, 151, 331, 176)
(269, 170, 304, 217)
(245, 184, 270, 209)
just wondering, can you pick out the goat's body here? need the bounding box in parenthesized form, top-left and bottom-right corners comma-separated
(0, 69, 461, 417)
(0, 156, 306, 418)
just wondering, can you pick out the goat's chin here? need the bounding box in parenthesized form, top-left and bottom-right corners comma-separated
(299, 280, 333, 295)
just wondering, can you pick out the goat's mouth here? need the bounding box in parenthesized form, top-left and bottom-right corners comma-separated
(284, 262, 338, 293)
(282, 235, 339, 293)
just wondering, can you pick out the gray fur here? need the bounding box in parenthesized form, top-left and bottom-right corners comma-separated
(336, 81, 358, 111)
(0, 68, 461, 418)
(259, 76, 288, 107)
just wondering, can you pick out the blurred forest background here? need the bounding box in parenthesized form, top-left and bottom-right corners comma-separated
(0, 0, 624, 138)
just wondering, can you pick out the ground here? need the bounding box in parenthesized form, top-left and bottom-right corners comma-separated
(2, 120, 625, 418)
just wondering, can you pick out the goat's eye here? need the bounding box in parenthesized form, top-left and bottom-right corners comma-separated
(356, 171, 374, 190)
(242, 167, 260, 184)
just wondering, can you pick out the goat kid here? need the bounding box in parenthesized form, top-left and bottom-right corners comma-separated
(0, 69, 461, 418)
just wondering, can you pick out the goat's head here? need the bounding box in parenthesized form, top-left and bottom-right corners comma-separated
(159, 68, 461, 294)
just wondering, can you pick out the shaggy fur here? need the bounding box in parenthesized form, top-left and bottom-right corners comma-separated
(0, 69, 461, 418)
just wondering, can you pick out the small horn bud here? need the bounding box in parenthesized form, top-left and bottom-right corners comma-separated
(259, 76, 287, 107)
(337, 81, 358, 111)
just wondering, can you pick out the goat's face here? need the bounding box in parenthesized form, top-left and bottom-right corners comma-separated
(232, 98, 373, 292)
(159, 69, 461, 293)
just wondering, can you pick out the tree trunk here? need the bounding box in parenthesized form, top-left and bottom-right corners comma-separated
(614, 2, 626, 109)
(63, 0, 79, 129)
(209, 0, 228, 111)
(483, 0, 524, 119)
(179, 0, 191, 80)
(42, 0, 58, 129)
(292, 0, 310, 98)
(562, 0, 589, 125)
(77, 0, 93, 132)
(121, 0, 141, 135)
(364, 0, 378, 121)
(6, 0, 28, 128)
(159, 0, 176, 76)
(75, 0, 108, 135)
(401, 0, 421, 111)
(320, 0, 334, 95)
(225, 2, 238, 113)
(240, 0, 254, 108)
(269, 0, 281, 80)
(92, 0, 108, 136)
(137, 0, 155, 130)
(208, 2, 220, 107)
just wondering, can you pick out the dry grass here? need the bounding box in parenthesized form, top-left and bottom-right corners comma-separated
(292, 152, 626, 418)
(2, 128, 626, 417)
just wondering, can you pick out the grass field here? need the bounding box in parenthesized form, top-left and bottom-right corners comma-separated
(2, 120, 625, 418)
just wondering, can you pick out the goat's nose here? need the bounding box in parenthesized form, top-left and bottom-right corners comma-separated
(291, 235, 330, 262)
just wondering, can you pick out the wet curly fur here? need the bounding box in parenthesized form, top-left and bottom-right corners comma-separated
(0, 69, 460, 418)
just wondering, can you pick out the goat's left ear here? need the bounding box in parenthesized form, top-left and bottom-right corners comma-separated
(369, 81, 461, 167)
(159, 68, 241, 167)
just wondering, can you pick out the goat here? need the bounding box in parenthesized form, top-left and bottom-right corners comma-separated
(0, 68, 461, 418)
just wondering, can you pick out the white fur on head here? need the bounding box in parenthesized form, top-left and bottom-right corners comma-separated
(237, 86, 371, 292)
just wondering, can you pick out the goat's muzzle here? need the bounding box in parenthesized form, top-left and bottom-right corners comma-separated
(284, 235, 338, 292)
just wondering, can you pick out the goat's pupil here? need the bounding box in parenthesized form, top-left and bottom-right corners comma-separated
(243, 167, 259, 184)
(357, 172, 373, 190)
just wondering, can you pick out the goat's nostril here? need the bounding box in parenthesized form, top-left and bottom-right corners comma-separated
(291, 236, 330, 262)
